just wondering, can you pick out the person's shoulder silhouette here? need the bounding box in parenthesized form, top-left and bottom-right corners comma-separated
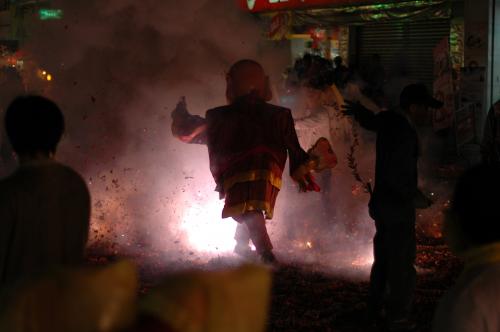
(0, 95, 90, 287)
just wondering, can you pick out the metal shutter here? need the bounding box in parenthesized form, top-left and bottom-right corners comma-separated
(357, 19, 450, 88)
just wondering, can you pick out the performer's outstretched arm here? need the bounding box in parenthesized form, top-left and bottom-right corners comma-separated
(171, 97, 208, 144)
(283, 109, 310, 175)
(342, 100, 379, 132)
(282, 109, 320, 192)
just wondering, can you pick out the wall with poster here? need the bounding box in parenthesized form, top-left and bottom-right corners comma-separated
(463, 0, 490, 140)
(268, 11, 292, 40)
(455, 102, 477, 149)
(461, 67, 486, 108)
(459, 66, 485, 145)
(433, 37, 454, 132)
(492, 1, 500, 104)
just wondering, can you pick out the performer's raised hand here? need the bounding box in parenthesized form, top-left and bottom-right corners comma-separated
(172, 96, 189, 120)
(171, 96, 207, 144)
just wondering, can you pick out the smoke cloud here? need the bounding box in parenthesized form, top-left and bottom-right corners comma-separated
(15, 0, 376, 275)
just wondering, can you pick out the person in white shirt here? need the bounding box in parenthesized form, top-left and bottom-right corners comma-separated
(293, 87, 331, 150)
(284, 77, 340, 247)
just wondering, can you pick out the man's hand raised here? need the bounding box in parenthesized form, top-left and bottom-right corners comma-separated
(171, 97, 207, 144)
(172, 96, 189, 120)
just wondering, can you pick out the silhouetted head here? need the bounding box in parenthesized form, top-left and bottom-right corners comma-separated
(291, 54, 334, 90)
(445, 164, 500, 253)
(399, 83, 443, 121)
(371, 54, 381, 64)
(5, 95, 65, 158)
(226, 59, 272, 103)
(333, 56, 343, 68)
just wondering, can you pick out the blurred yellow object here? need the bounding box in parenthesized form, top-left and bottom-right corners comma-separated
(46, 74, 52, 81)
(140, 264, 272, 332)
(0, 260, 138, 332)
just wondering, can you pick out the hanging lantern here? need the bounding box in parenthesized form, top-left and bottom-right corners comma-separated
(308, 28, 326, 50)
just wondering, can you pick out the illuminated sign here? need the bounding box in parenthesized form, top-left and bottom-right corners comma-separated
(39, 9, 63, 20)
(238, 0, 376, 12)
(247, 0, 256, 10)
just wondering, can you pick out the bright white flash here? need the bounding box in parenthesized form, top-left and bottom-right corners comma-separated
(179, 196, 237, 254)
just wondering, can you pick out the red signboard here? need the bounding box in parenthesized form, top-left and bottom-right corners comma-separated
(238, 0, 372, 13)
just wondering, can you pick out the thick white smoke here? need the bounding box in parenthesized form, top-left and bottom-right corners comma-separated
(20, 0, 375, 274)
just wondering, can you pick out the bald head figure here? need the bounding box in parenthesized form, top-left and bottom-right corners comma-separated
(226, 60, 272, 103)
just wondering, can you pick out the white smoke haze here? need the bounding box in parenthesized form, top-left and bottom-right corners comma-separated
(21, 0, 376, 276)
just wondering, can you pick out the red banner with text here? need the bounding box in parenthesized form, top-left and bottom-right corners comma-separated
(238, 0, 376, 13)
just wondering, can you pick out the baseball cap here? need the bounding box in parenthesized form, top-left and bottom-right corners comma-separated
(400, 83, 444, 109)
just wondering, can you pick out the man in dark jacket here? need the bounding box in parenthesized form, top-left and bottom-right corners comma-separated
(344, 84, 441, 331)
(482, 100, 500, 164)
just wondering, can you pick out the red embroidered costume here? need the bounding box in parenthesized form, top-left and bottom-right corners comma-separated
(172, 60, 322, 263)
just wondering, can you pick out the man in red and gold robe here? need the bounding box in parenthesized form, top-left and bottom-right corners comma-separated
(172, 60, 330, 264)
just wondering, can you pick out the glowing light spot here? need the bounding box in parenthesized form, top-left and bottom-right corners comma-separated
(46, 74, 53, 81)
(351, 252, 374, 268)
(39, 9, 63, 20)
(180, 198, 237, 254)
(42, 70, 47, 75)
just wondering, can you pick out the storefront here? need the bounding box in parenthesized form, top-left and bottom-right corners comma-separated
(355, 19, 451, 87)
(490, 1, 500, 105)
(239, 1, 493, 158)
(239, 0, 454, 85)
